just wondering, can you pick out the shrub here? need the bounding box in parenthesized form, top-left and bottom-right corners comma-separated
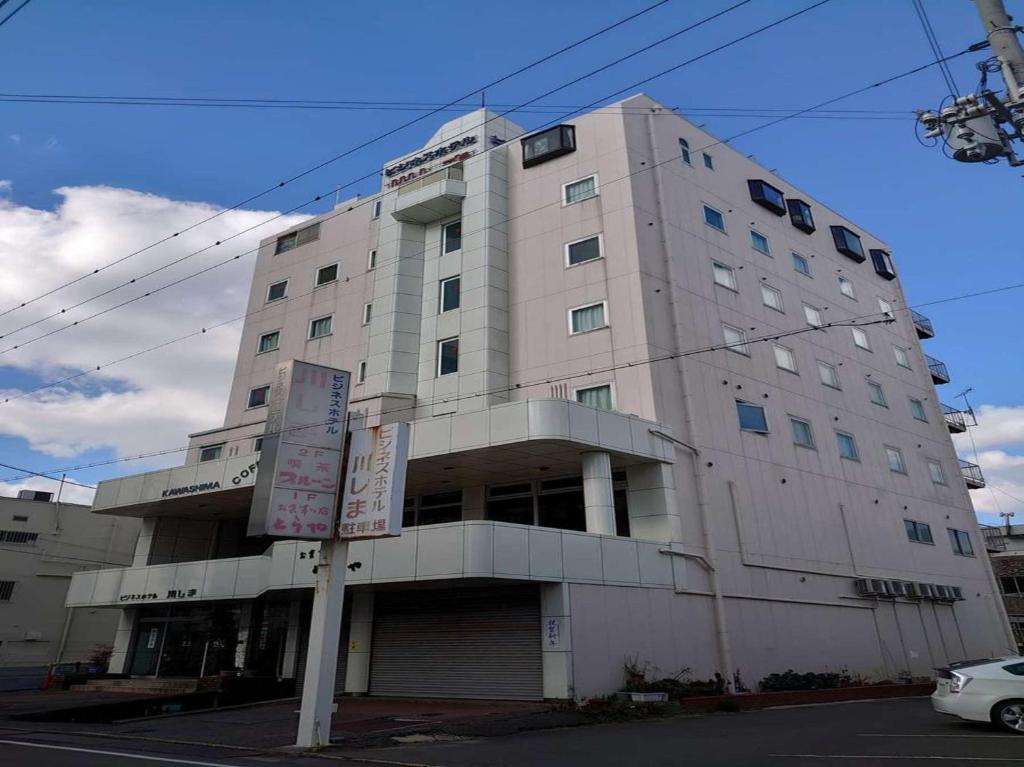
(757, 668, 856, 692)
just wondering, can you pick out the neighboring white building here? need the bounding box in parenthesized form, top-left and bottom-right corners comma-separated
(0, 491, 140, 689)
(67, 96, 1013, 700)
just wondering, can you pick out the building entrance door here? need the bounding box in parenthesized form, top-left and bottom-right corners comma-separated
(128, 622, 164, 676)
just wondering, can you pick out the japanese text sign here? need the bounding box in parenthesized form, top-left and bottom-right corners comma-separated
(338, 422, 409, 540)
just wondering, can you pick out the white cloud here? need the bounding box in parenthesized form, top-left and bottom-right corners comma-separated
(0, 185, 310, 468)
(953, 404, 1024, 452)
(0, 474, 95, 506)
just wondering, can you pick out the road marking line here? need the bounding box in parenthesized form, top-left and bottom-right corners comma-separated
(770, 755, 1023, 762)
(0, 738, 249, 766)
(859, 733, 1022, 739)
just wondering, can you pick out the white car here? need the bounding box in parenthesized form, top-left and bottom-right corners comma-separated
(932, 657, 1024, 733)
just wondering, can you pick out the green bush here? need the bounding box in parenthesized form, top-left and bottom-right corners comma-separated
(758, 668, 858, 692)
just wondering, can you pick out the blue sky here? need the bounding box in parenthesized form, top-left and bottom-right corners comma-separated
(0, 0, 1021, 519)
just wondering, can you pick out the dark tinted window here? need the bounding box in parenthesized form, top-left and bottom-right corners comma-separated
(830, 226, 866, 262)
(522, 125, 576, 168)
(747, 179, 786, 216)
(1003, 663, 1024, 676)
(567, 236, 601, 265)
(786, 199, 815, 233)
(871, 248, 897, 280)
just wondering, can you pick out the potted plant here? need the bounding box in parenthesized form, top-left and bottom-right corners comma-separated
(617, 656, 669, 703)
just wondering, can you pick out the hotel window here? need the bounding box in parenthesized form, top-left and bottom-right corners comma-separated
(439, 276, 461, 312)
(308, 314, 333, 339)
(0, 581, 14, 601)
(679, 138, 692, 165)
(199, 443, 224, 463)
(254, 437, 263, 453)
(867, 380, 888, 407)
(566, 234, 602, 266)
(948, 528, 975, 557)
(894, 345, 911, 369)
(773, 344, 798, 373)
(569, 301, 608, 334)
(792, 252, 811, 276)
(910, 397, 928, 422)
(712, 261, 737, 290)
(437, 337, 459, 376)
(786, 198, 815, 233)
(886, 446, 907, 474)
(928, 459, 946, 485)
(836, 431, 859, 461)
(274, 222, 320, 255)
(905, 519, 934, 544)
(247, 385, 270, 409)
(761, 284, 784, 312)
(747, 179, 787, 216)
(703, 152, 714, 170)
(871, 248, 897, 280)
(790, 416, 815, 448)
(521, 124, 576, 168)
(852, 327, 871, 350)
(563, 175, 598, 205)
(315, 263, 338, 287)
(830, 225, 866, 262)
(257, 331, 280, 354)
(838, 275, 856, 299)
(703, 204, 725, 232)
(372, 199, 382, 219)
(750, 229, 770, 256)
(266, 280, 288, 302)
(803, 303, 823, 327)
(367, 249, 377, 270)
(736, 401, 769, 433)
(443, 220, 462, 253)
(722, 324, 749, 355)
(412, 491, 464, 526)
(818, 361, 841, 389)
(878, 297, 893, 317)
(575, 384, 613, 411)
(356, 360, 367, 384)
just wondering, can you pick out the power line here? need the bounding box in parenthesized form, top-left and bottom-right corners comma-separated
(911, 0, 960, 98)
(0, 462, 96, 490)
(0, 0, 672, 322)
(0, 0, 32, 29)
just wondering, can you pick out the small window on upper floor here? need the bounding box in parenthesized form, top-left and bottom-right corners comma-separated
(440, 276, 461, 312)
(266, 280, 288, 302)
(443, 220, 462, 253)
(563, 175, 598, 205)
(830, 225, 866, 262)
(199, 443, 224, 462)
(315, 263, 338, 287)
(712, 261, 737, 291)
(257, 330, 280, 354)
(702, 152, 714, 170)
(792, 252, 812, 277)
(308, 314, 333, 340)
(736, 401, 769, 433)
(372, 199, 382, 219)
(679, 138, 692, 165)
(867, 380, 887, 407)
(773, 344, 798, 373)
(747, 179, 786, 216)
(786, 198, 815, 233)
(894, 345, 912, 369)
(569, 301, 608, 335)
(818, 360, 841, 389)
(905, 519, 933, 544)
(790, 416, 815, 448)
(910, 397, 928, 422)
(761, 283, 784, 312)
(885, 445, 906, 474)
(521, 124, 576, 168)
(254, 437, 263, 453)
(750, 229, 770, 256)
(871, 249, 897, 280)
(362, 303, 372, 325)
(356, 360, 367, 384)
(928, 460, 946, 485)
(437, 337, 459, 376)
(722, 323, 749, 355)
(566, 234, 602, 267)
(803, 303, 823, 327)
(948, 528, 974, 557)
(575, 384, 614, 411)
(275, 223, 320, 255)
(836, 431, 859, 461)
(703, 204, 725, 232)
(878, 297, 893, 317)
(838, 275, 856, 299)
(367, 249, 377, 270)
(247, 385, 270, 409)
(852, 327, 871, 350)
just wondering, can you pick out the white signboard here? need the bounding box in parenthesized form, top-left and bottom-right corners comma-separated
(338, 422, 409, 540)
(248, 360, 350, 539)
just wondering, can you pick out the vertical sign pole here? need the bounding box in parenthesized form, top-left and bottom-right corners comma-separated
(295, 537, 349, 748)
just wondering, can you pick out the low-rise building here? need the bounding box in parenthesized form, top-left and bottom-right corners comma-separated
(982, 523, 1024, 653)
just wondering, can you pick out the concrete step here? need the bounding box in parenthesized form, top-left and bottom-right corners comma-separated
(70, 678, 200, 695)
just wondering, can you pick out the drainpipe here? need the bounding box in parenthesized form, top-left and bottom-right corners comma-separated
(643, 109, 734, 689)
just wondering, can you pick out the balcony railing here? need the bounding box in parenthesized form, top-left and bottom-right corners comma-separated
(942, 404, 967, 433)
(926, 354, 950, 384)
(960, 459, 986, 489)
(981, 524, 1007, 553)
(396, 164, 464, 195)
(911, 310, 935, 339)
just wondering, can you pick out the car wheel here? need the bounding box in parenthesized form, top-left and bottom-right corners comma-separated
(994, 700, 1024, 734)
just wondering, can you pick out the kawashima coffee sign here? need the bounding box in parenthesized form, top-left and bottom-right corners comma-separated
(384, 135, 476, 188)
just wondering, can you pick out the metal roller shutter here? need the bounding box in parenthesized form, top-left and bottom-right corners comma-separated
(370, 586, 542, 701)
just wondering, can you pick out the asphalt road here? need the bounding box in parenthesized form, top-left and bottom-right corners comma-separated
(0, 698, 1020, 766)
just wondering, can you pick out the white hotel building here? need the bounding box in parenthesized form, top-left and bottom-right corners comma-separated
(67, 95, 1013, 700)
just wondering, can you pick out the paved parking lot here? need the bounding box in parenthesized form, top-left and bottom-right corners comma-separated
(0, 697, 1019, 766)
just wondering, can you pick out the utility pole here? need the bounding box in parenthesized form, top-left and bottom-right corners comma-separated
(916, 0, 1024, 167)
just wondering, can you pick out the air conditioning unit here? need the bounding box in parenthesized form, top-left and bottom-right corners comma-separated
(917, 583, 936, 599)
(904, 582, 925, 599)
(933, 585, 954, 602)
(855, 578, 892, 597)
(949, 586, 965, 601)
(888, 581, 909, 598)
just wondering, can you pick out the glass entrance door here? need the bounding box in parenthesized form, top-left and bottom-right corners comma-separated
(128, 622, 164, 676)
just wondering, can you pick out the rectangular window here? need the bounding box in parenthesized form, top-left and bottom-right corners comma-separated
(247, 385, 270, 409)
(910, 398, 928, 422)
(372, 199, 382, 219)
(722, 324, 749, 355)
(199, 444, 224, 463)
(928, 460, 946, 485)
(894, 345, 911, 369)
(712, 261, 737, 290)
(761, 284, 784, 312)
(736, 401, 768, 433)
(750, 229, 770, 256)
(948, 528, 974, 557)
(905, 519, 934, 544)
(439, 276, 461, 312)
(569, 302, 608, 334)
(867, 380, 887, 407)
(356, 360, 367, 384)
(748, 179, 787, 216)
(830, 225, 866, 261)
(792, 252, 811, 276)
(563, 175, 598, 205)
(315, 263, 338, 287)
(803, 303, 823, 327)
(818, 361, 841, 389)
(0, 581, 14, 601)
(838, 276, 856, 299)
(679, 138, 692, 165)
(790, 417, 815, 448)
(367, 249, 377, 270)
(437, 337, 459, 376)
(566, 234, 602, 266)
(852, 327, 871, 350)
(836, 431, 859, 461)
(773, 344, 797, 373)
(871, 248, 897, 280)
(575, 384, 613, 411)
(361, 303, 372, 325)
(886, 446, 907, 474)
(257, 331, 280, 354)
(266, 280, 288, 302)
(308, 315, 333, 339)
(878, 297, 893, 317)
(786, 198, 815, 233)
(703, 204, 725, 232)
(254, 437, 263, 453)
(274, 222, 320, 255)
(443, 220, 462, 253)
(521, 124, 576, 168)
(702, 152, 714, 170)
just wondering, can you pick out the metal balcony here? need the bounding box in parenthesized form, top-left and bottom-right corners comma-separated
(980, 524, 1007, 553)
(942, 404, 967, 433)
(960, 459, 986, 489)
(926, 354, 950, 384)
(911, 310, 935, 339)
